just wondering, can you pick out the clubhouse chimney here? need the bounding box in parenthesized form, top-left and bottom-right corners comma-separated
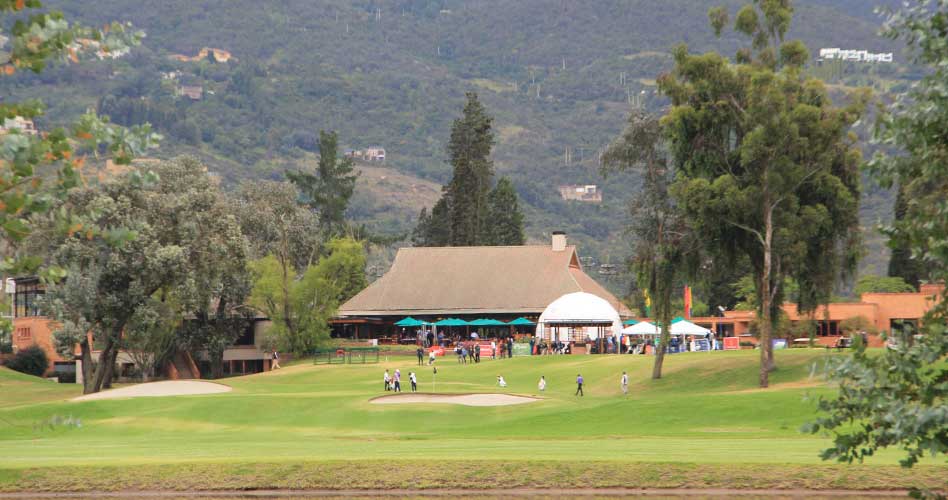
(551, 231, 567, 252)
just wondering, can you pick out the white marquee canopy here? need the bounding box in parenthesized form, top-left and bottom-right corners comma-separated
(536, 292, 622, 341)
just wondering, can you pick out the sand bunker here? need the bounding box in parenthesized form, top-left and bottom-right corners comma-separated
(72, 380, 232, 402)
(370, 393, 540, 407)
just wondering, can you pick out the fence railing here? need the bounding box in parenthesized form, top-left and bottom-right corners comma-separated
(313, 347, 380, 365)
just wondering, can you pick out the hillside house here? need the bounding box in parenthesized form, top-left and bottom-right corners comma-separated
(345, 147, 386, 162)
(177, 85, 203, 100)
(169, 47, 233, 63)
(0, 116, 38, 135)
(559, 184, 602, 203)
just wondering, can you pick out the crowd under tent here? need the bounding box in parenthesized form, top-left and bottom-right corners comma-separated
(536, 292, 623, 354)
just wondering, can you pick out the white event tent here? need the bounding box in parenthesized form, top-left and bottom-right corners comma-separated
(536, 292, 623, 343)
(669, 317, 711, 337)
(621, 321, 661, 336)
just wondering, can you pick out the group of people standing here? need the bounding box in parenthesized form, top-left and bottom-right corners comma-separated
(383, 369, 418, 392)
(382, 367, 632, 398)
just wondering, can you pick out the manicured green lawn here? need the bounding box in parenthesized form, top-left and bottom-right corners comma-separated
(1, 350, 944, 492)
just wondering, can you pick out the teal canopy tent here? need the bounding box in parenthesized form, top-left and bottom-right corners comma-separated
(623, 319, 639, 325)
(506, 317, 536, 326)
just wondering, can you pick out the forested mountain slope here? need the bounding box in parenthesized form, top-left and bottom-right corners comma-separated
(4, 0, 908, 286)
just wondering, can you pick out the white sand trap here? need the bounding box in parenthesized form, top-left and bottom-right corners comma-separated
(370, 393, 540, 407)
(71, 380, 231, 402)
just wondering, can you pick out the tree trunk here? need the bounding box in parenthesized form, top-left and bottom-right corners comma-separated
(102, 347, 119, 389)
(80, 339, 95, 394)
(91, 340, 114, 393)
(211, 351, 223, 379)
(651, 287, 673, 380)
(759, 206, 775, 388)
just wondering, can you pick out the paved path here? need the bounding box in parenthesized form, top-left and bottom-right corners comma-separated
(71, 381, 232, 402)
(369, 392, 539, 406)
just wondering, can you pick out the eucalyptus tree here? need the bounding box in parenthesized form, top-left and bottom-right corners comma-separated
(663, 0, 866, 387)
(603, 110, 696, 379)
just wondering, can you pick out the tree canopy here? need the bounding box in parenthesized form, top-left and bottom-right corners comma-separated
(287, 130, 358, 240)
(661, 0, 867, 387)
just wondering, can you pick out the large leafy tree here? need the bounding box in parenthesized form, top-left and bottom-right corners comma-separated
(41, 158, 246, 392)
(232, 179, 320, 271)
(40, 169, 187, 394)
(0, 0, 159, 274)
(806, 0, 948, 478)
(662, 0, 866, 387)
(233, 180, 321, 353)
(287, 130, 358, 240)
(603, 110, 695, 379)
(248, 236, 365, 356)
(485, 177, 525, 246)
(155, 158, 252, 380)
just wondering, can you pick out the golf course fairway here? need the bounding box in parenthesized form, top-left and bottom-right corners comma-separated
(1, 349, 945, 494)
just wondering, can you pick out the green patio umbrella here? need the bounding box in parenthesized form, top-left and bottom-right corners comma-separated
(506, 317, 536, 326)
(468, 318, 507, 326)
(395, 317, 427, 327)
(434, 318, 468, 326)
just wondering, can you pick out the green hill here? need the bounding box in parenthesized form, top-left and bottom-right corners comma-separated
(5, 0, 911, 288)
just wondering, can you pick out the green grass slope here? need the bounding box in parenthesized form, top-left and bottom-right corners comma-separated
(0, 366, 80, 410)
(1, 350, 945, 492)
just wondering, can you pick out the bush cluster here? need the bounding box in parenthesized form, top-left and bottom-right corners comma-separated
(4, 344, 49, 377)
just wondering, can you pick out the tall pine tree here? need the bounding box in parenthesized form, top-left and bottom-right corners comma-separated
(287, 130, 358, 239)
(485, 177, 526, 245)
(413, 93, 525, 247)
(445, 92, 494, 246)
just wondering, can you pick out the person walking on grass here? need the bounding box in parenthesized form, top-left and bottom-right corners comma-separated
(394, 369, 402, 392)
(621, 371, 629, 396)
(575, 373, 584, 396)
(416, 346, 424, 366)
(271, 349, 281, 370)
(538, 375, 546, 392)
(409, 371, 418, 392)
(384, 369, 392, 391)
